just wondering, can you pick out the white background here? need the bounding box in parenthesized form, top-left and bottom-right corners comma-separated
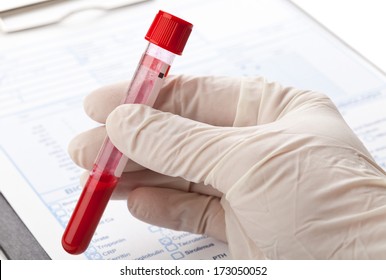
(292, 0, 386, 73)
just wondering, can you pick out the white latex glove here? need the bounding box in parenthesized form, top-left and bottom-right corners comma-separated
(69, 75, 386, 259)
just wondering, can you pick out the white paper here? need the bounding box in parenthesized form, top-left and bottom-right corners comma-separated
(1, 0, 386, 260)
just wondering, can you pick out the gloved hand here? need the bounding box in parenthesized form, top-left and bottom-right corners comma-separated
(69, 75, 386, 259)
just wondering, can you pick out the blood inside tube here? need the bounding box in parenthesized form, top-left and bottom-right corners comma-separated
(61, 170, 117, 255)
(62, 54, 171, 255)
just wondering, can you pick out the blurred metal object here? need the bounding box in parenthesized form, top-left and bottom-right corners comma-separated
(0, 0, 149, 33)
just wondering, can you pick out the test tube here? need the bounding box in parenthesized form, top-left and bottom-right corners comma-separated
(62, 11, 193, 255)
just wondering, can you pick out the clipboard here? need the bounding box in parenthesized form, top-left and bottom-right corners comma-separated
(0, 193, 49, 259)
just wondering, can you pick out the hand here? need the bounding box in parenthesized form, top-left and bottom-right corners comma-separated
(69, 75, 386, 259)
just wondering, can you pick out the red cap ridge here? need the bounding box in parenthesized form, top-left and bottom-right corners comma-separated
(145, 10, 193, 55)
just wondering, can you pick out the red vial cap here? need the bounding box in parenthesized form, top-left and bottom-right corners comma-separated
(145, 10, 193, 55)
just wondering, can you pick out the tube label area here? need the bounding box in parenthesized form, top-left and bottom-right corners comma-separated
(145, 62, 170, 106)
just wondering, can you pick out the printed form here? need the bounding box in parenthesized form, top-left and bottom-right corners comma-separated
(1, 0, 386, 259)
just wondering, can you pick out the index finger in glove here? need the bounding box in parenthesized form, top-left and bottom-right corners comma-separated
(84, 75, 242, 126)
(85, 75, 333, 129)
